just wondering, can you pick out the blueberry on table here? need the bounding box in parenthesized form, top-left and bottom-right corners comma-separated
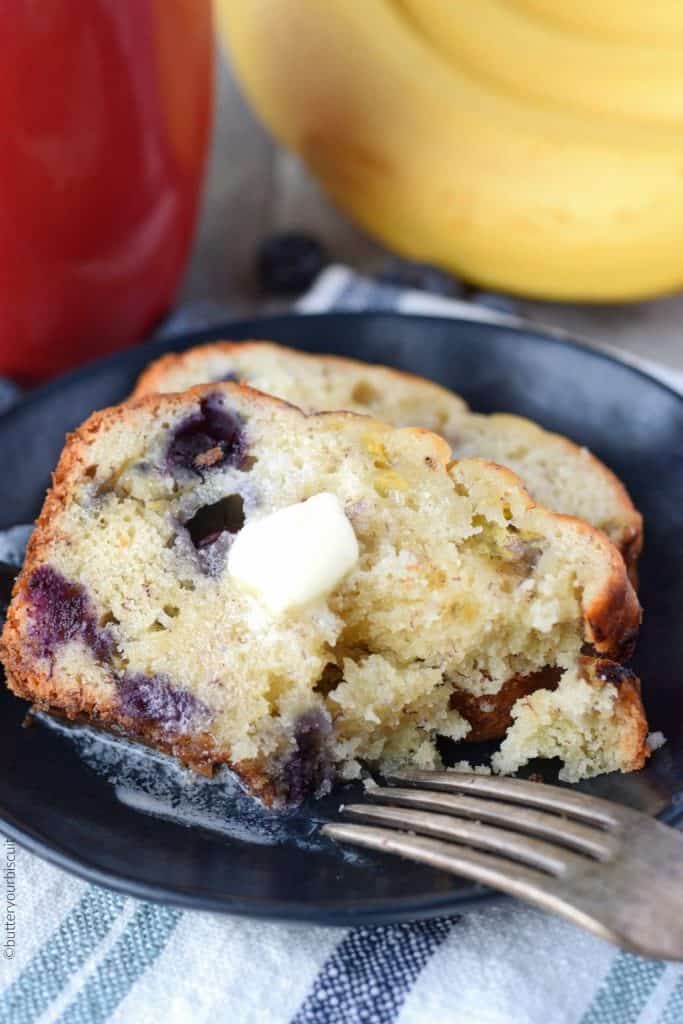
(376, 259, 463, 298)
(257, 232, 328, 294)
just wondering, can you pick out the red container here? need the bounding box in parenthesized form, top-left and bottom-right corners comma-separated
(0, 0, 213, 381)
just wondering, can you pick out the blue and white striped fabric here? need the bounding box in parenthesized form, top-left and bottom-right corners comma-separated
(1, 266, 682, 1024)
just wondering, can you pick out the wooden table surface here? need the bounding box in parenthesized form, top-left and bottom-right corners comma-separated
(180, 52, 683, 374)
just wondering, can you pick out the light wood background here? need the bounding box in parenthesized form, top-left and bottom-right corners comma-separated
(180, 52, 683, 374)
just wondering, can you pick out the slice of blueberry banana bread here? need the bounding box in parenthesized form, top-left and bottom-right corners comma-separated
(1, 384, 647, 803)
(133, 341, 643, 579)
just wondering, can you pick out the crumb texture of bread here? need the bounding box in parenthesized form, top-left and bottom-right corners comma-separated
(1, 384, 646, 802)
(493, 660, 649, 782)
(133, 341, 642, 571)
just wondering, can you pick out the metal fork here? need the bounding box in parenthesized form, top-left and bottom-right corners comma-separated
(322, 770, 683, 960)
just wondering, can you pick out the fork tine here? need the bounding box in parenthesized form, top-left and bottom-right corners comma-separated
(323, 822, 567, 906)
(366, 786, 618, 859)
(342, 803, 585, 876)
(384, 771, 626, 828)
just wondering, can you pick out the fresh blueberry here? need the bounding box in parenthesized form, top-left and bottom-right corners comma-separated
(117, 673, 211, 734)
(257, 232, 328, 294)
(166, 394, 247, 476)
(376, 259, 463, 298)
(27, 566, 112, 661)
(281, 709, 333, 804)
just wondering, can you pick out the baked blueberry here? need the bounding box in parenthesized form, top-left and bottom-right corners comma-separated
(281, 710, 333, 804)
(27, 566, 111, 661)
(117, 673, 210, 734)
(167, 394, 246, 475)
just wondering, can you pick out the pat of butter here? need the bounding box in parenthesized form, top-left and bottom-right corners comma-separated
(227, 492, 359, 615)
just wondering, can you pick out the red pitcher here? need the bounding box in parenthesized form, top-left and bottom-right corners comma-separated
(0, 0, 213, 381)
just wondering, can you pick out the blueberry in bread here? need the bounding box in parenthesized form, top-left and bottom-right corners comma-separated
(133, 341, 642, 578)
(1, 384, 647, 803)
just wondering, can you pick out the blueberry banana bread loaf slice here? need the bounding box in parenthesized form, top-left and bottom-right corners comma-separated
(1, 384, 647, 803)
(133, 341, 642, 578)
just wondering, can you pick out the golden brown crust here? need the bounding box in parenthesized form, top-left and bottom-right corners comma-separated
(621, 524, 644, 589)
(131, 338, 466, 410)
(130, 340, 270, 397)
(585, 574, 641, 661)
(588, 658, 650, 772)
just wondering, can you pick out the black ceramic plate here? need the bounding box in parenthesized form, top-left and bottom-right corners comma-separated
(0, 313, 682, 925)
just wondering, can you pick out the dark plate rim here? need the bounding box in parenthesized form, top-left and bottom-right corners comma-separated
(1, 310, 682, 924)
(0, 808, 498, 924)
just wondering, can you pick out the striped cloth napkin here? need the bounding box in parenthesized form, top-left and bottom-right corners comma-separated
(1, 266, 682, 1024)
